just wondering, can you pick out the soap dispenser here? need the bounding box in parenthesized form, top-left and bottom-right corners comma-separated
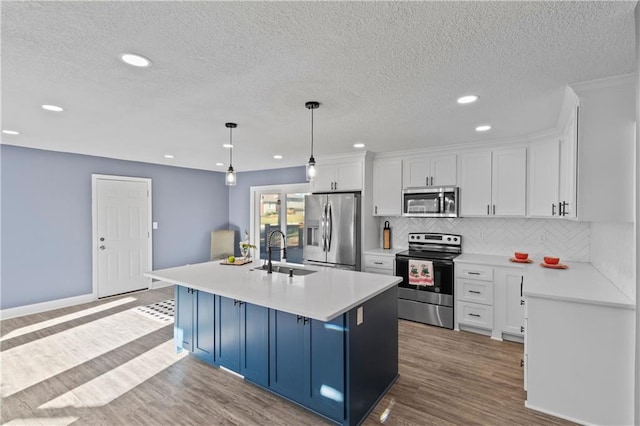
(383, 221, 391, 249)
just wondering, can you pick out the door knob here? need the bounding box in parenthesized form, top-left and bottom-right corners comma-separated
(99, 245, 105, 250)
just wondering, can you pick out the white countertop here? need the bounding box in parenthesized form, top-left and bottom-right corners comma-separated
(363, 248, 405, 257)
(146, 261, 402, 321)
(454, 253, 635, 310)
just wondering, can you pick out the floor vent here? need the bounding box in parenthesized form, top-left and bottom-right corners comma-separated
(134, 299, 175, 323)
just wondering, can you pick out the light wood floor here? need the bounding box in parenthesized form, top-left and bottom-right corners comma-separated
(1, 287, 573, 425)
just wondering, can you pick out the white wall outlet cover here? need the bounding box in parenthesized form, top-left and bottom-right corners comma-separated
(152, 222, 158, 229)
(357, 306, 364, 325)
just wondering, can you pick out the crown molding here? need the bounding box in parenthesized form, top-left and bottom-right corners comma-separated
(570, 73, 635, 94)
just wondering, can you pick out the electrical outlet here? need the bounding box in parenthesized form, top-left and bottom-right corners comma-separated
(539, 233, 546, 242)
(479, 231, 484, 240)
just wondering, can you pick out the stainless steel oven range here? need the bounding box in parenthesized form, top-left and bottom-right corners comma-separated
(395, 232, 461, 329)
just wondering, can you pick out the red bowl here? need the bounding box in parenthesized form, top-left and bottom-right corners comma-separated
(514, 252, 529, 260)
(544, 256, 560, 265)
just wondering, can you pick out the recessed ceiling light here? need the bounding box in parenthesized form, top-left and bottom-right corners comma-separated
(164, 154, 174, 159)
(120, 53, 152, 68)
(215, 162, 224, 167)
(42, 104, 64, 112)
(222, 144, 234, 149)
(2, 129, 19, 135)
(457, 95, 479, 104)
(475, 125, 492, 132)
(353, 143, 365, 148)
(273, 155, 283, 159)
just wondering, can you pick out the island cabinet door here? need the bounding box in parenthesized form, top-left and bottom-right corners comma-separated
(308, 315, 346, 422)
(175, 286, 194, 352)
(215, 296, 241, 372)
(269, 310, 309, 402)
(192, 290, 215, 363)
(239, 303, 269, 387)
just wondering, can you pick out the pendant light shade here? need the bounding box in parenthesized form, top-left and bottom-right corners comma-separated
(305, 101, 320, 182)
(225, 122, 237, 186)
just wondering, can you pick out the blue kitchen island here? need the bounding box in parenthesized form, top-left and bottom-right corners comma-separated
(146, 260, 401, 426)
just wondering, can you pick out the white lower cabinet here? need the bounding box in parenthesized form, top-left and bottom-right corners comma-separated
(455, 264, 493, 333)
(493, 267, 524, 340)
(455, 263, 524, 342)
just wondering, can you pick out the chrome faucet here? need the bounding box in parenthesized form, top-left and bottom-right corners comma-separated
(267, 229, 287, 274)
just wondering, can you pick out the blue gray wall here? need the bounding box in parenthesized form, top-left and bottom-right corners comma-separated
(1, 145, 228, 309)
(228, 166, 307, 255)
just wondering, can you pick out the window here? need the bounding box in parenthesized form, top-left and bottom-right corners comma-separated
(250, 183, 310, 265)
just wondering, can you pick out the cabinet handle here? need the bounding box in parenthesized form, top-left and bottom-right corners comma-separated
(520, 276, 523, 297)
(552, 203, 556, 216)
(521, 326, 525, 333)
(430, 176, 433, 186)
(561, 201, 568, 216)
(468, 313, 481, 317)
(468, 272, 481, 275)
(468, 290, 481, 294)
(487, 204, 490, 215)
(520, 299, 525, 306)
(426, 177, 429, 186)
(296, 315, 303, 324)
(373, 261, 384, 265)
(233, 299, 239, 306)
(303, 317, 309, 325)
(334, 182, 338, 190)
(520, 359, 524, 367)
(492, 204, 496, 215)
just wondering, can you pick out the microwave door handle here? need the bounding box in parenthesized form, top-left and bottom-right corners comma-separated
(440, 195, 445, 214)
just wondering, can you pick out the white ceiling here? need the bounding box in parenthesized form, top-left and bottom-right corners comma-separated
(1, 1, 637, 172)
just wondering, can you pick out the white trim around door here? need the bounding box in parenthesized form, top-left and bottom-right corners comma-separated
(91, 174, 153, 299)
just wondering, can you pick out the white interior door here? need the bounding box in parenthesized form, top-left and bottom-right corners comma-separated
(94, 176, 151, 298)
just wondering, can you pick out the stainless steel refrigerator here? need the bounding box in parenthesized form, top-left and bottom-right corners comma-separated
(303, 193, 361, 271)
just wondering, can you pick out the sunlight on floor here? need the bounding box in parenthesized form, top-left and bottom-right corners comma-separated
(0, 308, 168, 397)
(2, 416, 78, 425)
(39, 339, 186, 409)
(0, 297, 138, 342)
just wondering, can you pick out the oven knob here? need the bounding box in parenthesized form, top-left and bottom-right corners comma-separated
(416, 235, 420, 239)
(410, 235, 414, 240)
(447, 237, 451, 241)
(454, 237, 458, 241)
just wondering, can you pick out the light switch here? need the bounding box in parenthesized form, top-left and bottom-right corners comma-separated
(152, 222, 158, 230)
(357, 306, 364, 325)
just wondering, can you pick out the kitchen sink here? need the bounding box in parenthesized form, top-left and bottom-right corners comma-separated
(251, 264, 317, 276)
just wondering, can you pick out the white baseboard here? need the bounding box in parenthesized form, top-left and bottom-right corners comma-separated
(0, 293, 95, 320)
(525, 401, 591, 425)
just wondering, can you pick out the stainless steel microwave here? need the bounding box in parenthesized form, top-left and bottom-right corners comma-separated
(402, 187, 459, 218)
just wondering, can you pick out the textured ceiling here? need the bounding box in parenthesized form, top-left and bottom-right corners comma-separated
(1, 1, 637, 172)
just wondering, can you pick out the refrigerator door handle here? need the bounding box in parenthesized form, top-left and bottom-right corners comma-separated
(321, 202, 328, 252)
(327, 203, 333, 252)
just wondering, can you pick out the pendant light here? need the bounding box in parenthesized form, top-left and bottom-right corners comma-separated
(305, 101, 320, 181)
(225, 122, 237, 186)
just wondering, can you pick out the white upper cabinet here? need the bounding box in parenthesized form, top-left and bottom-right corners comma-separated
(573, 75, 634, 222)
(312, 160, 363, 192)
(528, 138, 561, 217)
(372, 158, 402, 216)
(558, 106, 578, 219)
(403, 154, 456, 188)
(460, 151, 492, 216)
(460, 147, 527, 217)
(492, 147, 527, 216)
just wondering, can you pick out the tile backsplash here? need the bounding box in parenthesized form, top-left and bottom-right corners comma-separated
(381, 217, 590, 262)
